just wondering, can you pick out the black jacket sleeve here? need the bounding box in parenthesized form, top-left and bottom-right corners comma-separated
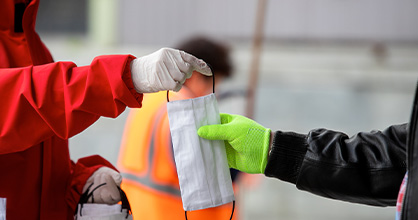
(264, 124, 407, 206)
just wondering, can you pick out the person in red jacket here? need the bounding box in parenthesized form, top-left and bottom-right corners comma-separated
(0, 0, 211, 219)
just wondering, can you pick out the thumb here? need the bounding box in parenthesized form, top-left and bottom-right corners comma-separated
(198, 124, 231, 141)
(180, 50, 212, 76)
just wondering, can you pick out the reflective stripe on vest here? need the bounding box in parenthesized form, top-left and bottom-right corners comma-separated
(121, 105, 180, 197)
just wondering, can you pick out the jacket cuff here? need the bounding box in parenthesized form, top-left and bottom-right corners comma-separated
(122, 57, 143, 107)
(264, 131, 308, 184)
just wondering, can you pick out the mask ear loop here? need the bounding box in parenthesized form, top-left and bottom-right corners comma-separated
(167, 64, 215, 102)
(211, 63, 215, 94)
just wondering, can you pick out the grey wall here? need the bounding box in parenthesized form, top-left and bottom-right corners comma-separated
(118, 0, 418, 46)
(36, 0, 87, 33)
(118, 0, 255, 46)
(265, 0, 418, 42)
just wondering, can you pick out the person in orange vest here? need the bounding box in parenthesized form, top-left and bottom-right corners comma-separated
(118, 36, 240, 219)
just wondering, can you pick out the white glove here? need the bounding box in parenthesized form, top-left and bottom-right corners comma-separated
(131, 47, 212, 93)
(82, 167, 122, 205)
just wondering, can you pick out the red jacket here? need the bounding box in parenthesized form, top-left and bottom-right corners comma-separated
(0, 0, 143, 219)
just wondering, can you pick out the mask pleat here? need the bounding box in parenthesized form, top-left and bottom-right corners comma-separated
(167, 93, 235, 211)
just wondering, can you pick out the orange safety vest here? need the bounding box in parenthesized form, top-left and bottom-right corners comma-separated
(118, 89, 238, 220)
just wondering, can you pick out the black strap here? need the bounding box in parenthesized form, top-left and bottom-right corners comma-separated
(185, 200, 235, 220)
(210, 63, 215, 94)
(78, 182, 106, 205)
(75, 183, 132, 219)
(167, 63, 215, 102)
(118, 186, 133, 218)
(76, 182, 106, 217)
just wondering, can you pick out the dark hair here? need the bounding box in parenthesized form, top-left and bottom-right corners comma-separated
(175, 36, 232, 78)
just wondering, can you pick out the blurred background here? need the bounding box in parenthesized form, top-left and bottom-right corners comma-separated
(36, 0, 418, 219)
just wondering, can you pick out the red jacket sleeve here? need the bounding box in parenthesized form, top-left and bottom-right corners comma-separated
(0, 55, 143, 154)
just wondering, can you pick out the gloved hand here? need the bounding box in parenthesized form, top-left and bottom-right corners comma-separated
(197, 113, 271, 174)
(82, 167, 122, 204)
(131, 47, 212, 93)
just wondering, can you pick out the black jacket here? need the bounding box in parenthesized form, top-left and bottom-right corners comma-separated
(265, 84, 418, 219)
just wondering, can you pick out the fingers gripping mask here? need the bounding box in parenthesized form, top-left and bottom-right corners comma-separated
(167, 73, 235, 219)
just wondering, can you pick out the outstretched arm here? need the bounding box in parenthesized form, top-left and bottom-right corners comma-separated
(198, 113, 407, 206)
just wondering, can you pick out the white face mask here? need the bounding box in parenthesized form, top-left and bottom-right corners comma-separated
(167, 92, 235, 212)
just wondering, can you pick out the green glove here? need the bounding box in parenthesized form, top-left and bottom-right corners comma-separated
(197, 113, 271, 174)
